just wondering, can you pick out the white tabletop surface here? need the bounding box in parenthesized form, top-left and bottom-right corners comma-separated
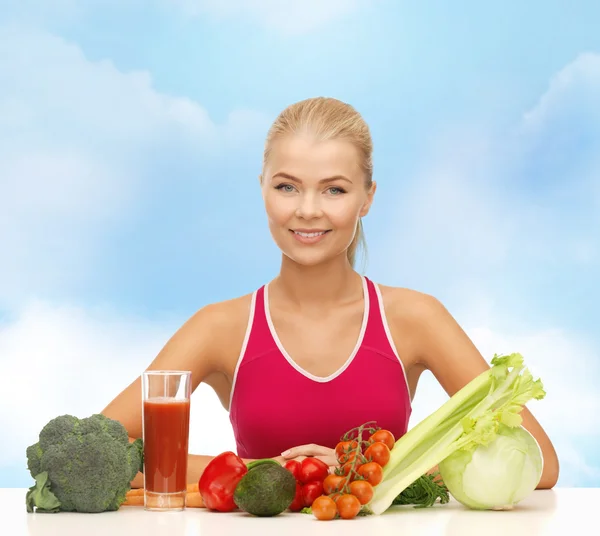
(3, 487, 589, 536)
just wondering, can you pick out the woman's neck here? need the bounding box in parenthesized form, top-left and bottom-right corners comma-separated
(270, 253, 363, 309)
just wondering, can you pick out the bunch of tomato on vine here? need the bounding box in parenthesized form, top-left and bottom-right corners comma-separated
(288, 421, 395, 521)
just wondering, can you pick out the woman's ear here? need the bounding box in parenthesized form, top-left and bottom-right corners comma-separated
(258, 174, 263, 186)
(359, 181, 377, 217)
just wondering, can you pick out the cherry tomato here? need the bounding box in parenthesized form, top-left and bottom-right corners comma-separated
(300, 457, 329, 484)
(336, 494, 361, 519)
(369, 429, 395, 450)
(341, 461, 361, 480)
(335, 440, 358, 463)
(358, 462, 383, 486)
(364, 441, 391, 467)
(341, 450, 357, 464)
(284, 459, 302, 480)
(302, 480, 324, 507)
(312, 495, 337, 521)
(349, 480, 374, 505)
(323, 474, 346, 494)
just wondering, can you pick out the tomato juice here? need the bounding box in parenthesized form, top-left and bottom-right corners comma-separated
(143, 397, 191, 494)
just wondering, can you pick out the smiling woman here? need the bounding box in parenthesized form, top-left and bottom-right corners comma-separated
(261, 97, 375, 269)
(261, 136, 374, 266)
(101, 96, 559, 495)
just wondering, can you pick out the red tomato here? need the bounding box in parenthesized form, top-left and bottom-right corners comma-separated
(364, 441, 391, 467)
(341, 460, 362, 480)
(312, 496, 337, 521)
(335, 440, 358, 463)
(300, 457, 329, 484)
(336, 494, 361, 519)
(323, 474, 346, 495)
(349, 480, 374, 505)
(284, 459, 302, 480)
(369, 429, 395, 450)
(288, 482, 304, 512)
(357, 462, 383, 486)
(302, 480, 324, 507)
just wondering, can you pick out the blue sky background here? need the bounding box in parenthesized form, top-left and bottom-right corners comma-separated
(1, 1, 599, 489)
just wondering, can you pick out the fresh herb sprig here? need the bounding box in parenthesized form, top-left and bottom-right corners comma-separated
(391, 472, 450, 508)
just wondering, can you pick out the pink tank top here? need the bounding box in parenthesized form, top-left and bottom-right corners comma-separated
(228, 276, 412, 459)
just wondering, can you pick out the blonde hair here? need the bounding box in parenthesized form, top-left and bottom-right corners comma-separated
(263, 97, 373, 269)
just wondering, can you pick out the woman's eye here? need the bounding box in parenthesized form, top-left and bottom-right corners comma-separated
(328, 187, 346, 195)
(275, 183, 295, 193)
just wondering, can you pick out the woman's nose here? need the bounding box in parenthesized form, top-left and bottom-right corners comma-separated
(295, 192, 323, 219)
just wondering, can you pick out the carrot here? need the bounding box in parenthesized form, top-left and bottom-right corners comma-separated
(122, 485, 204, 508)
(185, 492, 205, 508)
(122, 495, 144, 506)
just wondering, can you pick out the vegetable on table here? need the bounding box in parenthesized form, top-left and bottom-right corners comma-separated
(438, 423, 543, 510)
(368, 352, 546, 515)
(311, 496, 337, 520)
(123, 483, 205, 508)
(233, 462, 297, 516)
(284, 457, 329, 511)
(305, 421, 396, 520)
(391, 472, 449, 508)
(198, 451, 280, 512)
(25, 414, 144, 513)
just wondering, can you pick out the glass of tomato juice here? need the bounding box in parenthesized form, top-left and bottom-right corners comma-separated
(142, 370, 191, 511)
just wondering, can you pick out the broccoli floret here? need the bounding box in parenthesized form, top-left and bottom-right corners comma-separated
(25, 414, 144, 513)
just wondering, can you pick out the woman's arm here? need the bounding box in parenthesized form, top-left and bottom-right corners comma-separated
(401, 292, 560, 489)
(101, 302, 239, 487)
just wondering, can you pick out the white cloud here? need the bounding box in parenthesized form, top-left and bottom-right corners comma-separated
(386, 129, 515, 278)
(0, 24, 269, 308)
(171, 0, 367, 35)
(0, 301, 238, 482)
(379, 52, 600, 292)
(521, 52, 600, 132)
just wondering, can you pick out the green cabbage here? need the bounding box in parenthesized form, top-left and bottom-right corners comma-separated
(439, 424, 543, 510)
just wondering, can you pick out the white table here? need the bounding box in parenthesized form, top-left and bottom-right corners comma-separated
(3, 487, 587, 535)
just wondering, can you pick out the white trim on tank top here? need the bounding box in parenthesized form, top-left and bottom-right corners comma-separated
(263, 275, 370, 383)
(372, 282, 410, 392)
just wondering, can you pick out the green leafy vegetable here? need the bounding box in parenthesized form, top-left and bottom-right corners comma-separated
(26, 472, 61, 513)
(368, 353, 545, 515)
(391, 472, 449, 508)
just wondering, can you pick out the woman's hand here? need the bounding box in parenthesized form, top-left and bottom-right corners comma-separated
(279, 443, 338, 472)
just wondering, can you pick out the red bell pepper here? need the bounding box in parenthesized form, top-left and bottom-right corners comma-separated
(198, 451, 279, 512)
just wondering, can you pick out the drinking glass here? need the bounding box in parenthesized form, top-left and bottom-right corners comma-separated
(142, 370, 191, 511)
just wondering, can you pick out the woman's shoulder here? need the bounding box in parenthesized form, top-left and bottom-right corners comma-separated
(373, 280, 447, 324)
(372, 280, 459, 369)
(175, 290, 258, 372)
(191, 291, 256, 334)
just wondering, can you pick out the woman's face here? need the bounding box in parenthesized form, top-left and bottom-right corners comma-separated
(261, 134, 376, 267)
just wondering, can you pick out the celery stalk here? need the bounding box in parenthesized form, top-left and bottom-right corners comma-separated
(368, 353, 546, 515)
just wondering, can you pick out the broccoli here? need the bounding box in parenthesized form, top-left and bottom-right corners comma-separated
(25, 413, 144, 513)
